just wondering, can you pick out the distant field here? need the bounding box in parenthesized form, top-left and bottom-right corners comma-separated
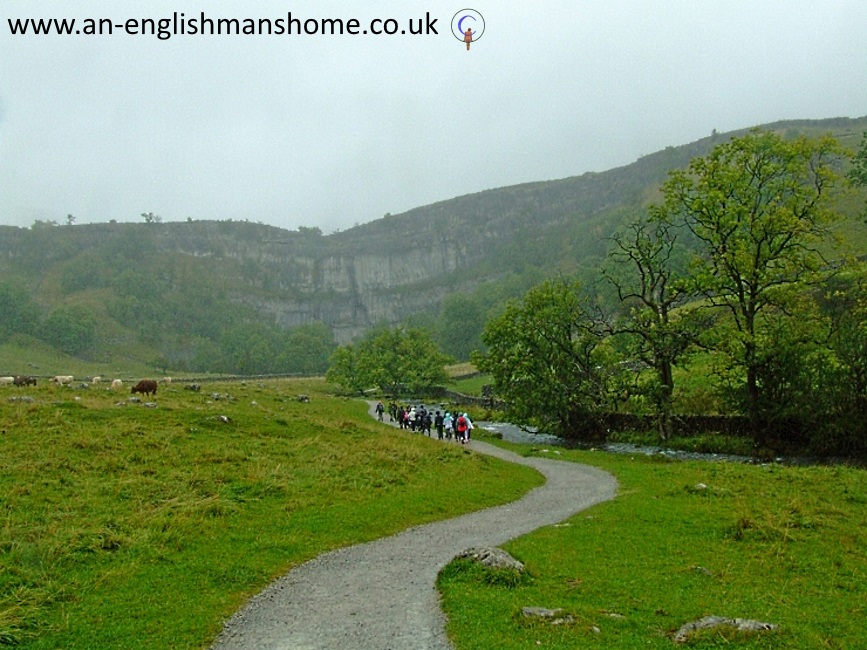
(0, 335, 157, 382)
(443, 362, 491, 398)
(445, 362, 478, 378)
(447, 375, 491, 397)
(0, 378, 543, 649)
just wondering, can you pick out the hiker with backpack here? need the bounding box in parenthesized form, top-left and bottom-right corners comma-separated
(434, 411, 445, 439)
(455, 413, 469, 443)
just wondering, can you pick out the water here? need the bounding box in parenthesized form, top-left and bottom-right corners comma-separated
(477, 421, 758, 464)
(477, 422, 563, 447)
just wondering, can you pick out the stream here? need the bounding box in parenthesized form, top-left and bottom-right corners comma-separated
(478, 421, 771, 464)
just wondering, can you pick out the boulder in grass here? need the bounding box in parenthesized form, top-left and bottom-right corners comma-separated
(521, 607, 574, 625)
(674, 615, 778, 643)
(456, 547, 525, 572)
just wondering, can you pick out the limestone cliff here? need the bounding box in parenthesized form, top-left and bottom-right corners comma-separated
(2, 116, 862, 344)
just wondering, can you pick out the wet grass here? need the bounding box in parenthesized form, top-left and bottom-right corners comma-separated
(0, 379, 543, 648)
(438, 434, 867, 649)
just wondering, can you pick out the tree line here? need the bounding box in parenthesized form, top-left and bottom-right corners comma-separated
(0, 236, 338, 375)
(469, 130, 867, 455)
(0, 283, 98, 356)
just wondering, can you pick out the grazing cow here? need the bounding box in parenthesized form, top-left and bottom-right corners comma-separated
(50, 375, 74, 386)
(110, 379, 123, 390)
(91, 376, 101, 384)
(0, 376, 14, 386)
(162, 377, 172, 385)
(131, 379, 158, 396)
(13, 375, 37, 387)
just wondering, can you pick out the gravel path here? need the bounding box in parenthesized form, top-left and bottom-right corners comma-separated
(210, 404, 617, 650)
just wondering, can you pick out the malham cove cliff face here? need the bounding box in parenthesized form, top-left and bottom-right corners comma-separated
(3, 118, 862, 343)
(120, 163, 638, 343)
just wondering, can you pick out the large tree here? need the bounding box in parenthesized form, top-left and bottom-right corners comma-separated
(434, 293, 485, 361)
(41, 304, 97, 356)
(815, 263, 867, 454)
(275, 323, 337, 375)
(326, 344, 364, 393)
(604, 212, 698, 440)
(327, 326, 451, 395)
(473, 278, 612, 440)
(660, 129, 844, 432)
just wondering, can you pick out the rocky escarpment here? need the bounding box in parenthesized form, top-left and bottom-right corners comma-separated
(4, 117, 861, 343)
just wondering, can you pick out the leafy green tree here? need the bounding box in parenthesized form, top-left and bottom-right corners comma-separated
(276, 323, 337, 375)
(108, 268, 164, 343)
(0, 280, 40, 338)
(190, 337, 223, 373)
(59, 252, 111, 295)
(327, 326, 451, 395)
(850, 131, 867, 218)
(41, 304, 97, 355)
(849, 132, 867, 188)
(723, 292, 829, 438)
(660, 129, 844, 433)
(604, 213, 698, 439)
(326, 344, 364, 393)
(814, 263, 867, 454)
(473, 278, 612, 440)
(218, 324, 275, 375)
(434, 293, 485, 360)
(396, 328, 453, 393)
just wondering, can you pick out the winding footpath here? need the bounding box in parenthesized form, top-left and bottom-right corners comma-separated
(210, 404, 617, 650)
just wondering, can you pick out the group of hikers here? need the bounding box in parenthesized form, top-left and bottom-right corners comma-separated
(374, 401, 474, 443)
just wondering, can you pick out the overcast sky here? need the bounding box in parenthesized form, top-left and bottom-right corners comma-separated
(1, 0, 865, 232)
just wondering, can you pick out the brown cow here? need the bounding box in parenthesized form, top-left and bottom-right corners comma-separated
(13, 375, 37, 387)
(131, 379, 158, 396)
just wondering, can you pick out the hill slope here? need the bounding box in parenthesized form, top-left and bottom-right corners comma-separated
(1, 116, 865, 373)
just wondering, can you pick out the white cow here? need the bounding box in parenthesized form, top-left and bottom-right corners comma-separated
(110, 379, 123, 390)
(0, 376, 15, 386)
(51, 375, 74, 385)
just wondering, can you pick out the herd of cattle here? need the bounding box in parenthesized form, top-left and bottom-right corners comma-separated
(0, 375, 169, 396)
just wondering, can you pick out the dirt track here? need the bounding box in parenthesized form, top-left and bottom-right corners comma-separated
(209, 404, 617, 650)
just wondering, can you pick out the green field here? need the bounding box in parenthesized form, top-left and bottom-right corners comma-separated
(0, 379, 543, 648)
(0, 335, 157, 384)
(3, 379, 865, 649)
(439, 434, 867, 649)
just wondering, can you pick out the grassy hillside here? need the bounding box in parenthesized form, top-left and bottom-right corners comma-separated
(0, 334, 155, 381)
(1, 116, 865, 371)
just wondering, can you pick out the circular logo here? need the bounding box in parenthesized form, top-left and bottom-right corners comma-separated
(451, 9, 485, 42)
